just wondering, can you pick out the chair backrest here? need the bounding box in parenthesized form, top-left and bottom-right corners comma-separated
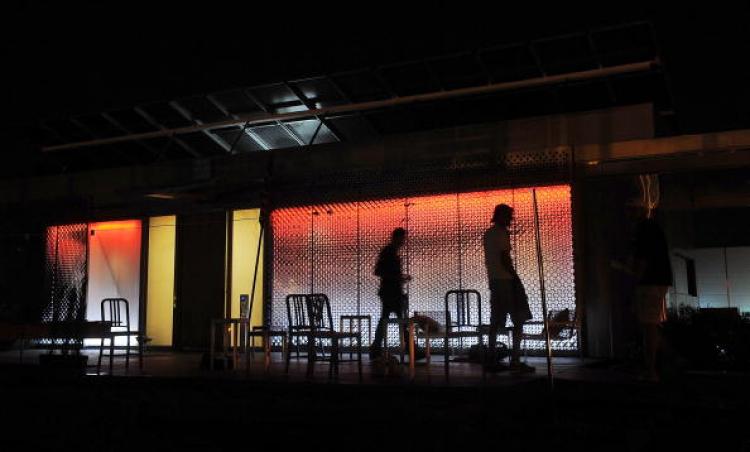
(444, 290, 482, 331)
(101, 298, 131, 331)
(306, 293, 334, 332)
(285, 294, 311, 331)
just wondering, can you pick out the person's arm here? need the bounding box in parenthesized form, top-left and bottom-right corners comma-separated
(499, 229, 517, 278)
(396, 254, 411, 283)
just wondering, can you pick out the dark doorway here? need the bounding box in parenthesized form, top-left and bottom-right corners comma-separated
(174, 212, 226, 349)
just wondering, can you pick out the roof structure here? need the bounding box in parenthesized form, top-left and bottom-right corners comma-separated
(32, 22, 669, 173)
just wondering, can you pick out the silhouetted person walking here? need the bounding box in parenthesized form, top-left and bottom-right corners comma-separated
(632, 214, 672, 381)
(483, 204, 534, 373)
(370, 227, 411, 360)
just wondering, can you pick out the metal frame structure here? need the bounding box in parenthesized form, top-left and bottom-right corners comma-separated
(36, 22, 669, 173)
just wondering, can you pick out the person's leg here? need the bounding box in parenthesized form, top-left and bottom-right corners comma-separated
(510, 323, 522, 364)
(370, 305, 388, 358)
(507, 280, 534, 373)
(643, 322, 659, 380)
(485, 280, 507, 368)
(637, 286, 666, 381)
(487, 281, 499, 354)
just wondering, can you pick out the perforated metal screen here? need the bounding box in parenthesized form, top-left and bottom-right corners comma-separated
(43, 223, 88, 323)
(271, 185, 576, 352)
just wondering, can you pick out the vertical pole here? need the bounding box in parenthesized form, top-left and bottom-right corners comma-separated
(310, 211, 316, 294)
(80, 223, 90, 352)
(723, 247, 731, 308)
(52, 226, 59, 322)
(357, 201, 361, 316)
(456, 193, 463, 291)
(139, 218, 150, 340)
(404, 200, 411, 286)
(248, 215, 265, 334)
(225, 212, 234, 320)
(532, 189, 554, 390)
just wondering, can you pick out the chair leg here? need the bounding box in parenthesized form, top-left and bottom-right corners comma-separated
(97, 337, 104, 375)
(249, 334, 255, 361)
(444, 337, 450, 380)
(282, 335, 289, 375)
(285, 335, 292, 374)
(408, 322, 415, 381)
(399, 323, 406, 364)
(357, 335, 363, 381)
(330, 340, 339, 379)
(138, 337, 144, 372)
(125, 334, 131, 371)
(350, 323, 357, 361)
(108, 337, 114, 375)
(306, 335, 314, 379)
(264, 332, 271, 373)
(426, 332, 431, 364)
(246, 333, 254, 377)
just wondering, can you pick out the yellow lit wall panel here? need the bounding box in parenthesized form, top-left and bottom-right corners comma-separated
(146, 216, 176, 346)
(231, 209, 264, 331)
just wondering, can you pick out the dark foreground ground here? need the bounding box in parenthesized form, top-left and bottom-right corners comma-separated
(1, 354, 749, 451)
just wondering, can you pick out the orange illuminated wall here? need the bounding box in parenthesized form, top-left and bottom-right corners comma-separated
(271, 185, 576, 350)
(86, 220, 142, 345)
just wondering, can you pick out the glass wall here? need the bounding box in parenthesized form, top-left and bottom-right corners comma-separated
(270, 185, 576, 350)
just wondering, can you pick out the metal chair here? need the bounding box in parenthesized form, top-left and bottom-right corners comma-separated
(285, 294, 363, 379)
(520, 308, 582, 360)
(444, 289, 485, 376)
(98, 298, 144, 375)
(285, 293, 315, 372)
(413, 289, 484, 378)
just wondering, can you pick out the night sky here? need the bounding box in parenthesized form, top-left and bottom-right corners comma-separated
(3, 3, 750, 138)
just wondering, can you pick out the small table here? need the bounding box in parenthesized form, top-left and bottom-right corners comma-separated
(209, 318, 287, 374)
(5, 321, 145, 375)
(339, 315, 372, 359)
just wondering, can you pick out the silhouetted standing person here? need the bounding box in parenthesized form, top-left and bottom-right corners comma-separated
(370, 227, 410, 359)
(632, 215, 672, 381)
(483, 204, 534, 372)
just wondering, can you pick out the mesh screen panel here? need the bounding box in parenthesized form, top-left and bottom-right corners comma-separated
(271, 185, 575, 351)
(43, 223, 88, 323)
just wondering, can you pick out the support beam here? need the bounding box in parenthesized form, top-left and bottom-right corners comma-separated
(133, 107, 201, 157)
(283, 81, 343, 143)
(242, 90, 306, 147)
(205, 94, 270, 151)
(100, 112, 161, 158)
(168, 101, 233, 153)
(325, 74, 381, 137)
(43, 60, 658, 152)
